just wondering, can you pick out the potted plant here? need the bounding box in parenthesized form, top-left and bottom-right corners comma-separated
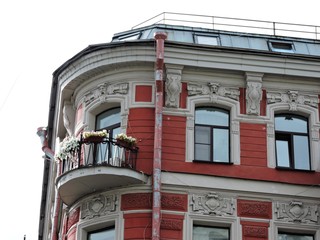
(82, 129, 108, 143)
(55, 136, 80, 162)
(115, 133, 137, 149)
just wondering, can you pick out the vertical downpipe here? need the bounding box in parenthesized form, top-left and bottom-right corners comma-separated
(152, 32, 167, 240)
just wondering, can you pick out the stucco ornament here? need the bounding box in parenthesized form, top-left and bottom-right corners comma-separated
(81, 194, 117, 219)
(84, 82, 129, 105)
(267, 90, 319, 111)
(190, 192, 235, 216)
(275, 201, 319, 224)
(63, 102, 75, 136)
(246, 81, 262, 115)
(187, 82, 239, 102)
(165, 65, 183, 108)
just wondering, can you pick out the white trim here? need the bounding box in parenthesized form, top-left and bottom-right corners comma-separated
(273, 221, 320, 240)
(266, 103, 320, 171)
(185, 95, 241, 164)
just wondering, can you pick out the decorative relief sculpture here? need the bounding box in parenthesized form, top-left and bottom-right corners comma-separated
(190, 192, 235, 216)
(275, 201, 319, 224)
(246, 81, 262, 115)
(81, 194, 117, 219)
(63, 102, 75, 136)
(243, 225, 268, 238)
(187, 82, 240, 102)
(267, 90, 319, 111)
(165, 71, 182, 108)
(161, 219, 183, 230)
(84, 82, 128, 105)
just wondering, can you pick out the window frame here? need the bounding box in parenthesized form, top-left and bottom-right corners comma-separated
(95, 107, 121, 140)
(274, 114, 311, 171)
(87, 226, 115, 240)
(278, 231, 314, 240)
(194, 34, 220, 46)
(193, 224, 230, 240)
(194, 106, 231, 163)
(268, 40, 295, 53)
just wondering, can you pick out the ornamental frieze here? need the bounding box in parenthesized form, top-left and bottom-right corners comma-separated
(81, 194, 117, 219)
(267, 90, 319, 111)
(237, 199, 272, 219)
(190, 192, 235, 216)
(161, 193, 188, 212)
(275, 201, 319, 224)
(243, 225, 268, 238)
(160, 219, 183, 230)
(187, 82, 240, 102)
(84, 82, 128, 105)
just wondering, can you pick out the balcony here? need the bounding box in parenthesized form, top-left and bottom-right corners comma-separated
(56, 136, 148, 206)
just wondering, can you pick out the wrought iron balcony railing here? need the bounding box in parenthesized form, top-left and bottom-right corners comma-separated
(60, 136, 138, 174)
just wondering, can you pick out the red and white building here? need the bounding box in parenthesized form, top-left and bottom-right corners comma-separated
(38, 13, 320, 240)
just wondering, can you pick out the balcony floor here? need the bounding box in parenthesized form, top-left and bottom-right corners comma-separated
(56, 165, 149, 206)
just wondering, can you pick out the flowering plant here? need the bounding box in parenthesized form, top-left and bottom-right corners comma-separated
(82, 129, 108, 139)
(55, 136, 80, 161)
(115, 133, 137, 145)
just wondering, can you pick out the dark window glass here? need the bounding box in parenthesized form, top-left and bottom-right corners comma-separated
(195, 107, 229, 163)
(95, 108, 121, 164)
(88, 227, 115, 240)
(275, 114, 310, 170)
(278, 232, 314, 240)
(193, 225, 229, 240)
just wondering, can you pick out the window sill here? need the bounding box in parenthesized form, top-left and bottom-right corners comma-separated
(193, 160, 233, 165)
(275, 167, 315, 173)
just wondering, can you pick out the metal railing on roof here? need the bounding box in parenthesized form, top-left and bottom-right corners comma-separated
(132, 12, 320, 40)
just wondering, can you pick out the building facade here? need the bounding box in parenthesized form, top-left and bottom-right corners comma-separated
(38, 13, 320, 240)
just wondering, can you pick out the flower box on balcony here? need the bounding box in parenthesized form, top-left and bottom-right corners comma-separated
(82, 130, 108, 143)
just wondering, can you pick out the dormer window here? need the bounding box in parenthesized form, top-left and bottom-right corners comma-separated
(268, 40, 295, 53)
(194, 34, 220, 46)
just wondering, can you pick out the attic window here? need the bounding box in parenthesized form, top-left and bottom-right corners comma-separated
(268, 40, 295, 53)
(117, 33, 141, 41)
(194, 34, 220, 46)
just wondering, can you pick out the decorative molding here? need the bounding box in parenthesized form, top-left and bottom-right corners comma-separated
(238, 199, 272, 219)
(63, 101, 75, 136)
(81, 194, 117, 219)
(245, 72, 263, 115)
(267, 90, 319, 111)
(267, 124, 274, 138)
(165, 66, 182, 108)
(121, 193, 152, 211)
(187, 82, 240, 102)
(275, 201, 319, 224)
(231, 121, 239, 135)
(160, 219, 183, 230)
(243, 225, 268, 238)
(161, 193, 188, 212)
(190, 192, 235, 216)
(84, 82, 129, 105)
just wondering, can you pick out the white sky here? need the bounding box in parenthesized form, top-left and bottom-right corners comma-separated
(0, 0, 319, 239)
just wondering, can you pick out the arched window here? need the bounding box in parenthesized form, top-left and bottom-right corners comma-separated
(96, 107, 121, 140)
(194, 107, 230, 163)
(275, 114, 311, 170)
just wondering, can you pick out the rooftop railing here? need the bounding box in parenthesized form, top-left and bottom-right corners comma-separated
(132, 12, 320, 40)
(60, 136, 138, 174)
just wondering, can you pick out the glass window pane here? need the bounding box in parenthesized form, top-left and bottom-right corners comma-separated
(196, 35, 219, 45)
(196, 108, 229, 127)
(275, 115, 307, 133)
(195, 126, 211, 144)
(195, 144, 210, 161)
(276, 140, 290, 167)
(193, 226, 229, 240)
(294, 135, 310, 170)
(96, 108, 121, 129)
(213, 128, 229, 162)
(88, 228, 115, 240)
(278, 233, 314, 240)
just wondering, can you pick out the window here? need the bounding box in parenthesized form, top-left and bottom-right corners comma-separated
(275, 114, 311, 170)
(195, 35, 220, 46)
(193, 225, 230, 240)
(94, 107, 121, 164)
(88, 226, 115, 240)
(278, 232, 314, 240)
(268, 40, 295, 53)
(194, 107, 230, 163)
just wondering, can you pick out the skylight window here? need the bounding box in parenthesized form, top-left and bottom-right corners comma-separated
(194, 34, 220, 46)
(268, 40, 295, 53)
(117, 33, 141, 41)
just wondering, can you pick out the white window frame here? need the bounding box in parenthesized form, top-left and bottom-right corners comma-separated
(77, 214, 122, 240)
(186, 214, 238, 240)
(273, 221, 320, 240)
(186, 95, 240, 165)
(266, 103, 320, 171)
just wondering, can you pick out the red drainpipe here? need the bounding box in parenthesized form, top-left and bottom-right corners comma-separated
(37, 127, 60, 240)
(152, 32, 167, 240)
